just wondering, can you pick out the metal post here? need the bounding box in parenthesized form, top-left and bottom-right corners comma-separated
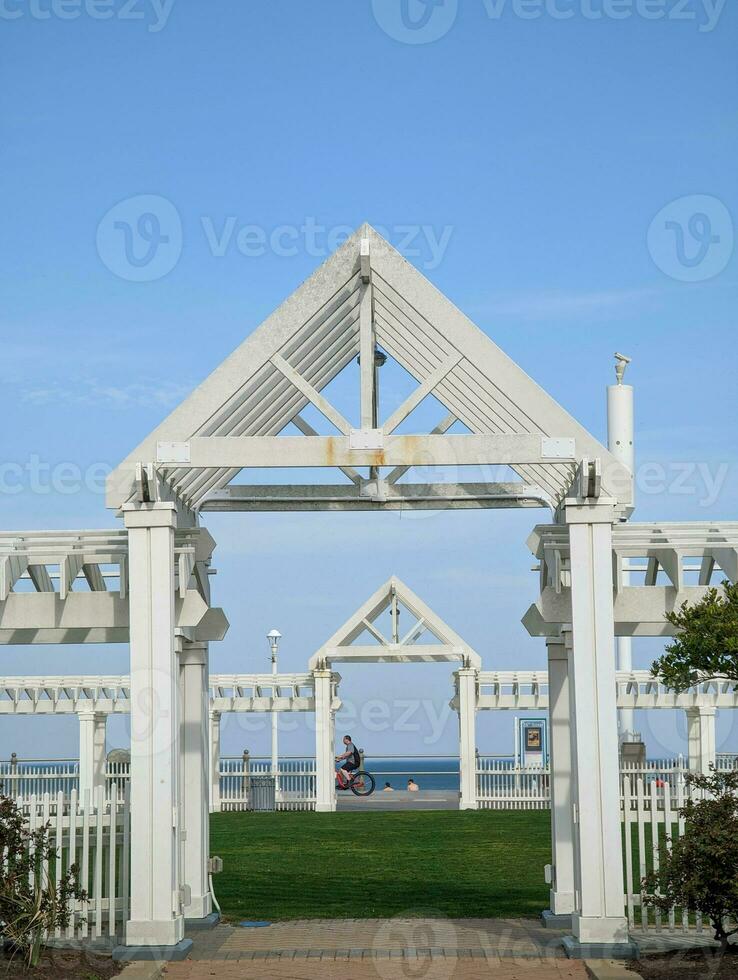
(607, 354, 636, 744)
(242, 749, 250, 805)
(267, 630, 281, 797)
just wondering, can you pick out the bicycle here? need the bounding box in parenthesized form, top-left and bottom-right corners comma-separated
(335, 767, 376, 797)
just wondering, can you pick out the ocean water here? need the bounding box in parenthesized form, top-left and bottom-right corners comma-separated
(3, 756, 488, 794)
(362, 757, 461, 792)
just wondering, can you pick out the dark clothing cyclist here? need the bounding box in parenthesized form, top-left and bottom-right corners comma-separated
(335, 734, 361, 787)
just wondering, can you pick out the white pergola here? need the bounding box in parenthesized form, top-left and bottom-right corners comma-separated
(3, 664, 729, 792)
(307, 575, 481, 810)
(101, 223, 639, 956)
(5, 223, 732, 958)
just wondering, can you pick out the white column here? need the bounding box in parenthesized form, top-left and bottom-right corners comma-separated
(546, 634, 576, 918)
(686, 707, 717, 775)
(209, 709, 221, 813)
(608, 371, 637, 743)
(566, 497, 629, 948)
(457, 667, 478, 811)
(123, 503, 184, 949)
(616, 638, 636, 742)
(314, 668, 336, 812)
(79, 710, 107, 801)
(178, 640, 212, 921)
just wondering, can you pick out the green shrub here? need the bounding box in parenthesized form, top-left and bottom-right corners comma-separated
(642, 769, 738, 952)
(0, 791, 87, 968)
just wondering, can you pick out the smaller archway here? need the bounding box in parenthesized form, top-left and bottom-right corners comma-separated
(308, 576, 481, 811)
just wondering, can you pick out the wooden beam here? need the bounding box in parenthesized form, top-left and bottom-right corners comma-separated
(359, 239, 374, 428)
(292, 415, 361, 485)
(182, 433, 577, 470)
(0, 590, 212, 636)
(382, 354, 462, 434)
(386, 411, 457, 484)
(271, 354, 352, 435)
(199, 482, 551, 512)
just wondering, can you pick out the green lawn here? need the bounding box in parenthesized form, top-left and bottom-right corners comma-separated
(210, 809, 551, 922)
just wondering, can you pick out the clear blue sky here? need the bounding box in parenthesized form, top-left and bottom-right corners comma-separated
(1, 0, 737, 762)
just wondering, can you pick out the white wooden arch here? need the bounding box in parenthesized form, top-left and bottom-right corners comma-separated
(305, 576, 481, 811)
(8, 225, 719, 956)
(106, 224, 632, 516)
(308, 575, 481, 670)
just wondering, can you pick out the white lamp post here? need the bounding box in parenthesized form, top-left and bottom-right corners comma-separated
(266, 629, 281, 790)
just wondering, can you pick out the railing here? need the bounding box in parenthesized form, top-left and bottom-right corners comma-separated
(476, 758, 550, 809)
(19, 784, 130, 944)
(219, 757, 316, 811)
(0, 760, 80, 804)
(475, 756, 702, 811)
(5, 754, 738, 813)
(105, 761, 131, 785)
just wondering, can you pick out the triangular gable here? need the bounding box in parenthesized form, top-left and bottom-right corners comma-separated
(308, 576, 482, 669)
(107, 224, 631, 511)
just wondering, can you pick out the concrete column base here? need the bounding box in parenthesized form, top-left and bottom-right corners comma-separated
(183, 893, 213, 921)
(548, 887, 576, 919)
(541, 909, 572, 930)
(573, 913, 630, 946)
(185, 912, 221, 930)
(562, 936, 639, 960)
(112, 939, 193, 962)
(124, 917, 185, 949)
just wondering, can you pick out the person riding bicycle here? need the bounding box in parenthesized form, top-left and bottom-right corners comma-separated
(335, 734, 361, 789)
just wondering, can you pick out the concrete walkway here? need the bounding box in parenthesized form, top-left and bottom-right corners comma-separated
(337, 789, 461, 811)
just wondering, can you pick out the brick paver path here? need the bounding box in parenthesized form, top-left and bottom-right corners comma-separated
(163, 955, 588, 979)
(186, 918, 567, 960)
(158, 918, 588, 978)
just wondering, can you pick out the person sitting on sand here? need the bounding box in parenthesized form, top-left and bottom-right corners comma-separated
(407, 778, 419, 792)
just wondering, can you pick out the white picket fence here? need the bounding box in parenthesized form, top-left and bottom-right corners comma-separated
(17, 784, 130, 944)
(476, 758, 550, 809)
(219, 757, 316, 811)
(475, 756, 707, 810)
(621, 771, 710, 934)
